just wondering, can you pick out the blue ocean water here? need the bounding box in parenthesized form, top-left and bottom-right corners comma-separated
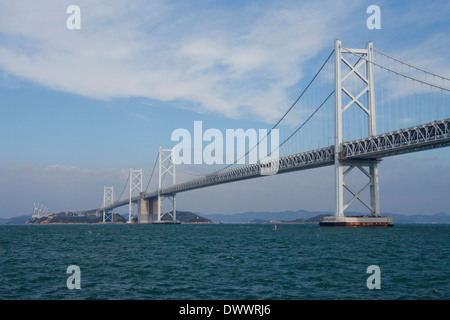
(0, 224, 449, 300)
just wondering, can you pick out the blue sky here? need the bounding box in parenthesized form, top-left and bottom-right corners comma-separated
(0, 0, 449, 218)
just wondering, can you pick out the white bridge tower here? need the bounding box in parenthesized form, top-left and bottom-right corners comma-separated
(102, 186, 114, 223)
(322, 40, 391, 226)
(157, 147, 177, 223)
(128, 168, 143, 223)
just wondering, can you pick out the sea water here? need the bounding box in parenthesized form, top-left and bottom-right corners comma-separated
(0, 224, 449, 300)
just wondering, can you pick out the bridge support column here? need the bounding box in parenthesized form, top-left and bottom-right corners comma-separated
(137, 194, 159, 224)
(336, 159, 381, 217)
(128, 168, 143, 223)
(137, 196, 150, 224)
(103, 210, 113, 223)
(156, 194, 176, 223)
(102, 186, 114, 223)
(156, 147, 178, 223)
(369, 162, 380, 217)
(328, 40, 390, 226)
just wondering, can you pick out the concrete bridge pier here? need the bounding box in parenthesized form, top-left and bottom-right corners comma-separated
(137, 193, 158, 224)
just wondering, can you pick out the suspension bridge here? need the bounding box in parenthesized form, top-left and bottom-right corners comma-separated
(71, 40, 450, 225)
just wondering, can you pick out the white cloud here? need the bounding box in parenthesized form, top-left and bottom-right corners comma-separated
(0, 0, 356, 123)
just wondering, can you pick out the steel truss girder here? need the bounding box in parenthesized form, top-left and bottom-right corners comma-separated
(158, 146, 335, 195)
(342, 118, 450, 159)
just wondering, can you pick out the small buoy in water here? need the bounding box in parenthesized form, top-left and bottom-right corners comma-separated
(274, 224, 277, 230)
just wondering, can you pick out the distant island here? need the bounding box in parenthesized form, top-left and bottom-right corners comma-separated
(0, 210, 212, 225)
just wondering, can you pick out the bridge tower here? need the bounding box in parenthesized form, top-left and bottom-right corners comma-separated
(128, 168, 143, 223)
(324, 40, 391, 226)
(156, 147, 177, 223)
(32, 202, 49, 219)
(102, 186, 114, 223)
